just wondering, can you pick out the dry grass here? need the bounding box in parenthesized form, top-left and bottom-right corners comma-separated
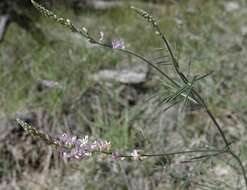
(0, 0, 247, 189)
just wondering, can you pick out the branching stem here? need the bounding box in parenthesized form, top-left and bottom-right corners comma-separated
(29, 2, 247, 188)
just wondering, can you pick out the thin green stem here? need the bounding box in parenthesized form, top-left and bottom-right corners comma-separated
(155, 27, 188, 84)
(191, 90, 247, 188)
(192, 90, 230, 146)
(141, 148, 226, 157)
(229, 150, 247, 189)
(94, 40, 180, 88)
(102, 148, 226, 158)
(154, 13, 247, 188)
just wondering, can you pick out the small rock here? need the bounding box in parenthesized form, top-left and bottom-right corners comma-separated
(91, 64, 149, 84)
(75, 0, 122, 10)
(38, 80, 64, 90)
(175, 17, 183, 25)
(89, 1, 122, 10)
(0, 15, 10, 41)
(224, 1, 240, 12)
(241, 26, 247, 36)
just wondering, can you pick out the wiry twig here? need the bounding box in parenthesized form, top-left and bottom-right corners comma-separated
(17, 119, 226, 161)
(131, 6, 247, 189)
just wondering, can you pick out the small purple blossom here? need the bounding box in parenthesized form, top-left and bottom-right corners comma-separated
(130, 149, 140, 160)
(112, 39, 125, 49)
(111, 151, 124, 160)
(57, 133, 111, 160)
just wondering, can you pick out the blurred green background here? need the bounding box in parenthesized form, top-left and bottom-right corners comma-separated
(0, 0, 247, 189)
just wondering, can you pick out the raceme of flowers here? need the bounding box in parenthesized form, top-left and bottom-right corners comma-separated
(17, 118, 141, 161)
(57, 133, 141, 161)
(57, 133, 111, 160)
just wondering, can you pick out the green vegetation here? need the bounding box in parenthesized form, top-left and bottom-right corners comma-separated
(1, 0, 247, 189)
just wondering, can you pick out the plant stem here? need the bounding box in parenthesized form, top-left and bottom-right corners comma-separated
(102, 148, 226, 158)
(30, 2, 247, 187)
(192, 90, 230, 146)
(192, 90, 247, 189)
(155, 23, 247, 189)
(229, 150, 247, 189)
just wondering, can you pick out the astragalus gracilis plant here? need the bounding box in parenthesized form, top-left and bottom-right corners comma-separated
(16, 0, 247, 189)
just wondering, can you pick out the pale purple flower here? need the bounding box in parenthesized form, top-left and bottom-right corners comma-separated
(91, 139, 111, 151)
(59, 133, 75, 147)
(130, 149, 140, 160)
(112, 39, 125, 49)
(111, 151, 123, 160)
(57, 133, 111, 160)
